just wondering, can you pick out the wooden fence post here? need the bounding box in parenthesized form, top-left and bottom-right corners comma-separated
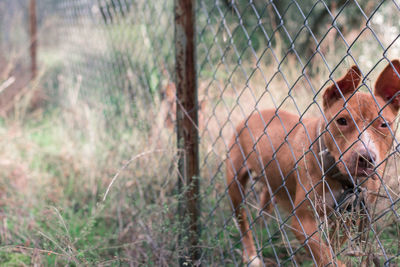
(29, 0, 37, 79)
(175, 0, 200, 265)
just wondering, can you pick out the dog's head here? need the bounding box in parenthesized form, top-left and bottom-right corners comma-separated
(322, 60, 400, 183)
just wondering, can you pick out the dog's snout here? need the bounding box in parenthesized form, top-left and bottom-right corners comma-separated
(357, 150, 376, 169)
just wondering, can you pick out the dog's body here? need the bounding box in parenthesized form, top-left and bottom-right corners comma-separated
(226, 60, 400, 266)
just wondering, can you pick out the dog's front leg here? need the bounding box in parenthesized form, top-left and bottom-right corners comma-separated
(291, 210, 345, 267)
(228, 182, 261, 266)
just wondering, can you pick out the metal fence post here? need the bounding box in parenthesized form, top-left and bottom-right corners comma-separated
(175, 0, 200, 265)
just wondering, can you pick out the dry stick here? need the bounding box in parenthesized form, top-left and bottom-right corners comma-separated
(175, 95, 201, 132)
(0, 76, 15, 93)
(102, 149, 172, 202)
(3, 245, 64, 256)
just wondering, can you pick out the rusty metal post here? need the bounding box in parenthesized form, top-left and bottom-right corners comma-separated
(175, 0, 200, 265)
(29, 0, 37, 79)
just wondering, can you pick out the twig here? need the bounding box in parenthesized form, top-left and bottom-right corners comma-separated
(0, 76, 15, 93)
(1, 245, 63, 256)
(102, 149, 170, 201)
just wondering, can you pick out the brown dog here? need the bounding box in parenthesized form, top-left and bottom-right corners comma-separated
(226, 60, 400, 266)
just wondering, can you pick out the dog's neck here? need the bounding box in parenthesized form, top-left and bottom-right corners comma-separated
(317, 121, 354, 189)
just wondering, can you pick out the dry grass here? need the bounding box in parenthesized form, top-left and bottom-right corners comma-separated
(1, 1, 400, 266)
(0, 56, 182, 265)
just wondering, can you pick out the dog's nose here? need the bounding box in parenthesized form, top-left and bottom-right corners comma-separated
(357, 150, 376, 169)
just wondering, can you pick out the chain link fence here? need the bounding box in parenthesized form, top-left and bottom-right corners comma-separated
(196, 1, 400, 266)
(1, 0, 400, 266)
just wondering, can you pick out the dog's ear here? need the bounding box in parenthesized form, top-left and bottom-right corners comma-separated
(323, 65, 361, 108)
(374, 59, 400, 112)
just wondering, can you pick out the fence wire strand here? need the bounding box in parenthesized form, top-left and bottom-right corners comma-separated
(1, 0, 399, 266)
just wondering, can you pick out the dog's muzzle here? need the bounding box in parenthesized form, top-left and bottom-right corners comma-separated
(317, 122, 378, 188)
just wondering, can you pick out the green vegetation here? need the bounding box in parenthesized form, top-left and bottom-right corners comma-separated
(0, 0, 400, 266)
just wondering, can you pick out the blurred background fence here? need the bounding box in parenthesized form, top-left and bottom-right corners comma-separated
(0, 0, 399, 266)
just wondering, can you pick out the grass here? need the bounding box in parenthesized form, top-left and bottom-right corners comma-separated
(0, 65, 182, 265)
(1, 1, 400, 266)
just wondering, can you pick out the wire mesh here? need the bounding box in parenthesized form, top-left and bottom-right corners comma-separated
(2, 0, 399, 266)
(56, 0, 400, 265)
(197, 0, 400, 266)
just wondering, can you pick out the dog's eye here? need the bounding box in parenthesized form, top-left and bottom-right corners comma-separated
(336, 117, 347, 126)
(380, 122, 389, 128)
